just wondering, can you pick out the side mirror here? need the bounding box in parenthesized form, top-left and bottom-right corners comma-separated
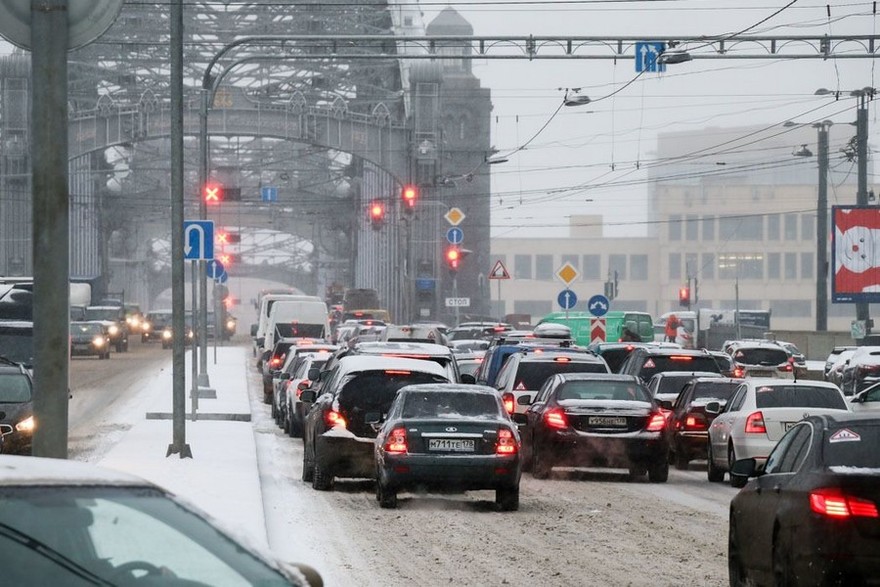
(279, 373, 290, 381)
(250, 324, 258, 337)
(460, 373, 476, 384)
(256, 336, 265, 347)
(704, 401, 722, 416)
(730, 457, 760, 479)
(517, 395, 532, 406)
(657, 399, 673, 411)
(297, 379, 312, 391)
(511, 413, 527, 425)
(307, 367, 321, 381)
(299, 390, 316, 403)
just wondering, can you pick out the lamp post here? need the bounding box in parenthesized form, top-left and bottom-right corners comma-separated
(786, 119, 832, 331)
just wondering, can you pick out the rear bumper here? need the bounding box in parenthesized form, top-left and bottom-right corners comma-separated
(540, 429, 668, 468)
(315, 434, 376, 479)
(379, 453, 521, 490)
(674, 430, 708, 459)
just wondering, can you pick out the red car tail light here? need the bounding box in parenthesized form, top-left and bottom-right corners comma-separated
(744, 411, 766, 434)
(495, 428, 517, 455)
(383, 427, 408, 454)
(733, 367, 745, 378)
(324, 410, 347, 429)
(270, 356, 283, 368)
(544, 408, 568, 429)
(683, 413, 708, 431)
(646, 413, 666, 432)
(810, 488, 879, 519)
(779, 362, 793, 372)
(501, 392, 515, 414)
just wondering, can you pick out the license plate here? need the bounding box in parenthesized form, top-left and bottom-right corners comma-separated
(784, 421, 797, 431)
(588, 416, 627, 427)
(428, 439, 475, 452)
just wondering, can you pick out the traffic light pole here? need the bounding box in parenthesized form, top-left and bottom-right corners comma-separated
(855, 90, 872, 338)
(197, 89, 212, 391)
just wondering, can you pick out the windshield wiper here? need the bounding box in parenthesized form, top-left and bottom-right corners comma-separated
(0, 521, 114, 586)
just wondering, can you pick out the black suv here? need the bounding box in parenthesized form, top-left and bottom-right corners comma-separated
(84, 305, 129, 352)
(0, 358, 34, 455)
(617, 347, 723, 382)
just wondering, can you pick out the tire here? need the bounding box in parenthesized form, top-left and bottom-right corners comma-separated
(648, 459, 669, 483)
(271, 401, 278, 423)
(115, 341, 124, 353)
(673, 449, 690, 471)
(290, 412, 303, 439)
(301, 444, 314, 483)
(707, 441, 725, 483)
(531, 443, 552, 479)
(311, 459, 332, 491)
(377, 480, 397, 509)
(729, 446, 747, 488)
(728, 517, 748, 587)
(496, 485, 520, 511)
(772, 529, 794, 587)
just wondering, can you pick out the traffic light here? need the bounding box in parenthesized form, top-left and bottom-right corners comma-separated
(216, 231, 242, 246)
(402, 184, 418, 213)
(218, 253, 242, 266)
(369, 200, 385, 230)
(445, 246, 461, 273)
(679, 286, 691, 308)
(204, 183, 222, 205)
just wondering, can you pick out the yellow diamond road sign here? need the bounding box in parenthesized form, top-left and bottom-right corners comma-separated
(444, 207, 466, 226)
(556, 262, 579, 286)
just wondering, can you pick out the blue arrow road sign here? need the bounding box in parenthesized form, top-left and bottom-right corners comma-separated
(635, 41, 666, 73)
(207, 259, 225, 280)
(557, 289, 578, 310)
(588, 294, 610, 317)
(261, 186, 278, 202)
(215, 270, 228, 285)
(183, 220, 214, 260)
(446, 227, 463, 245)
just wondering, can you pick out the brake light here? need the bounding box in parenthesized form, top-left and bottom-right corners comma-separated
(384, 370, 412, 375)
(733, 367, 745, 378)
(646, 413, 666, 432)
(810, 488, 879, 519)
(625, 345, 634, 351)
(670, 355, 693, 361)
(684, 414, 708, 431)
(544, 408, 568, 429)
(501, 392, 515, 414)
(496, 428, 518, 455)
(779, 363, 792, 372)
(554, 356, 571, 362)
(324, 410, 347, 429)
(383, 427, 408, 454)
(744, 411, 766, 434)
(270, 357, 283, 368)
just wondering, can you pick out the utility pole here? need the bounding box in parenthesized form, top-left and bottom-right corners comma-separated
(816, 121, 830, 332)
(854, 88, 874, 338)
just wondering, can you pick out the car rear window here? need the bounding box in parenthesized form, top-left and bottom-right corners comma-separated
(732, 348, 789, 366)
(0, 373, 31, 402)
(598, 348, 635, 373)
(274, 323, 325, 338)
(692, 381, 740, 401)
(639, 355, 721, 380)
(514, 361, 607, 390)
(754, 385, 847, 410)
(655, 376, 701, 396)
(401, 392, 501, 419)
(556, 380, 651, 402)
(338, 371, 448, 434)
(824, 425, 880, 469)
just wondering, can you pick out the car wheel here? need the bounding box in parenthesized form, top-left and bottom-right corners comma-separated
(290, 413, 302, 439)
(648, 459, 669, 483)
(673, 449, 690, 471)
(377, 480, 397, 509)
(301, 443, 314, 483)
(729, 446, 747, 488)
(627, 465, 647, 481)
(531, 444, 552, 479)
(496, 485, 520, 511)
(772, 528, 794, 587)
(728, 517, 749, 587)
(311, 458, 332, 491)
(262, 389, 272, 405)
(707, 441, 725, 483)
(115, 342, 123, 353)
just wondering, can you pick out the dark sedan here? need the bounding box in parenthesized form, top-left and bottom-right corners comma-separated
(668, 377, 741, 470)
(728, 413, 880, 586)
(0, 359, 33, 455)
(521, 373, 670, 482)
(69, 321, 111, 359)
(374, 384, 521, 511)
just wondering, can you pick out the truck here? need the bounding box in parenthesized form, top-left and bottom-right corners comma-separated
(343, 288, 380, 311)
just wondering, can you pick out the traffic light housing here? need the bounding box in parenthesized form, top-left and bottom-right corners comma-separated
(445, 246, 461, 272)
(402, 184, 418, 213)
(218, 253, 242, 266)
(679, 286, 691, 308)
(203, 184, 242, 204)
(216, 231, 241, 246)
(369, 200, 386, 230)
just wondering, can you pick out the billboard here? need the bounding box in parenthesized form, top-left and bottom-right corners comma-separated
(832, 205, 880, 303)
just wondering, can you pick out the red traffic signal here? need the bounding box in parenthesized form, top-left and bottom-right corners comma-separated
(216, 231, 242, 246)
(204, 183, 222, 204)
(369, 200, 386, 229)
(445, 246, 461, 271)
(402, 184, 418, 211)
(678, 286, 691, 307)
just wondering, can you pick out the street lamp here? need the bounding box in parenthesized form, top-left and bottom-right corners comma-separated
(785, 119, 833, 331)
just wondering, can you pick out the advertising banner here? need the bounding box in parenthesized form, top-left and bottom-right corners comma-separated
(832, 205, 880, 303)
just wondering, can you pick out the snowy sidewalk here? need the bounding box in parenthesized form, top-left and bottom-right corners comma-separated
(96, 346, 269, 549)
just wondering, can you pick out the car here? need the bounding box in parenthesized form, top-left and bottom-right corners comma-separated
(380, 324, 448, 345)
(726, 341, 795, 379)
(449, 339, 490, 353)
(617, 347, 724, 382)
(374, 383, 522, 510)
(123, 302, 145, 335)
(850, 381, 880, 412)
(159, 314, 195, 349)
(587, 341, 680, 373)
(140, 309, 172, 343)
(270, 341, 338, 418)
(520, 373, 670, 482)
(347, 341, 464, 383)
(493, 350, 611, 417)
(824, 345, 857, 379)
(300, 356, 450, 491)
(728, 413, 880, 586)
(0, 321, 34, 368)
(69, 321, 111, 359)
(447, 323, 511, 341)
(667, 377, 742, 470)
(476, 340, 592, 388)
(826, 348, 857, 388)
(282, 352, 334, 438)
(261, 337, 323, 403)
(646, 370, 722, 410)
(454, 352, 484, 381)
(840, 346, 880, 396)
(0, 358, 34, 455)
(83, 305, 129, 352)
(0, 455, 320, 586)
(706, 379, 850, 487)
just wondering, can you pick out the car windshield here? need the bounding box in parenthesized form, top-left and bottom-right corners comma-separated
(732, 348, 789, 366)
(655, 375, 700, 396)
(338, 371, 449, 434)
(556, 380, 652, 402)
(824, 425, 880, 469)
(0, 373, 30, 403)
(754, 385, 847, 409)
(0, 486, 292, 585)
(401, 391, 501, 419)
(691, 381, 740, 401)
(639, 355, 721, 380)
(513, 360, 607, 389)
(0, 330, 34, 367)
(70, 323, 102, 335)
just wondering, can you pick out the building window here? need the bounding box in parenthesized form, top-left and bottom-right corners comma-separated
(685, 253, 698, 278)
(669, 253, 681, 280)
(784, 214, 798, 240)
(561, 254, 578, 271)
(668, 215, 682, 241)
(702, 216, 715, 241)
(718, 253, 764, 280)
(631, 255, 648, 280)
(768, 253, 781, 279)
(701, 253, 715, 279)
(769, 300, 812, 318)
(801, 214, 815, 241)
(582, 255, 600, 280)
(514, 254, 532, 279)
(608, 254, 627, 280)
(685, 215, 699, 241)
(535, 254, 553, 280)
(767, 214, 780, 240)
(801, 252, 814, 279)
(784, 252, 797, 279)
(720, 215, 763, 240)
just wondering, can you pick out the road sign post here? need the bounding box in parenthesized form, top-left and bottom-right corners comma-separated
(488, 260, 510, 320)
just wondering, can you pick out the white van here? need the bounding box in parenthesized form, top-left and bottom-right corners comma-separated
(252, 294, 314, 357)
(261, 297, 330, 356)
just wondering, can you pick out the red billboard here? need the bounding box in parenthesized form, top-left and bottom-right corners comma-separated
(833, 206, 880, 303)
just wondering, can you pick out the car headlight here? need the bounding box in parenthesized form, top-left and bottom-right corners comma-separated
(109, 325, 119, 335)
(226, 320, 236, 330)
(162, 330, 173, 340)
(143, 323, 152, 332)
(92, 336, 105, 347)
(16, 416, 34, 433)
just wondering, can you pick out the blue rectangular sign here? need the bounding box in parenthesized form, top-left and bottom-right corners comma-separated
(261, 186, 278, 202)
(635, 41, 666, 73)
(183, 220, 214, 261)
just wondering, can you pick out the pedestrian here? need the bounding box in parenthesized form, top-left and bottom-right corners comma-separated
(665, 314, 679, 343)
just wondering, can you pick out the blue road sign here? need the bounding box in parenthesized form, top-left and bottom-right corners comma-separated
(588, 294, 610, 317)
(635, 41, 666, 73)
(415, 278, 435, 291)
(446, 227, 463, 245)
(261, 186, 278, 202)
(207, 259, 225, 280)
(215, 270, 228, 285)
(557, 289, 578, 310)
(183, 220, 214, 260)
